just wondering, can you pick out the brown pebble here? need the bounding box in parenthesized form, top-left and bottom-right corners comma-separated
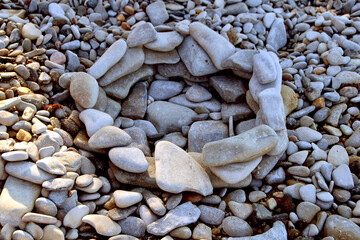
(280, 194, 296, 213)
(104, 197, 117, 210)
(226, 29, 238, 45)
(16, 129, 32, 142)
(282, 73, 293, 81)
(182, 193, 203, 203)
(121, 22, 131, 30)
(212, 228, 220, 235)
(288, 228, 300, 239)
(350, 156, 360, 177)
(313, 67, 326, 75)
(312, 97, 325, 108)
(117, 14, 126, 22)
(124, 6, 135, 15)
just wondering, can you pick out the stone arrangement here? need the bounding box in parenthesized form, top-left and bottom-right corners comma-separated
(0, 0, 359, 239)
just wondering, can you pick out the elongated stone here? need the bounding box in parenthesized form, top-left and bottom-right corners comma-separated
(88, 39, 127, 79)
(98, 47, 144, 86)
(202, 125, 278, 167)
(189, 22, 235, 70)
(144, 31, 183, 52)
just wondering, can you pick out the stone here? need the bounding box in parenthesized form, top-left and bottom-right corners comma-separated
(119, 217, 146, 237)
(103, 65, 154, 99)
(36, 157, 67, 175)
(155, 141, 213, 196)
(70, 72, 99, 108)
(0, 97, 21, 111)
(145, 31, 183, 52)
(21, 212, 57, 225)
(252, 51, 277, 84)
(188, 121, 228, 153)
(228, 201, 253, 219)
(288, 151, 308, 165)
(177, 36, 218, 76)
(88, 126, 132, 149)
(0, 176, 41, 227)
(299, 184, 316, 203)
(88, 39, 127, 79)
(63, 205, 89, 228)
(127, 23, 157, 47)
(121, 82, 147, 119)
(198, 205, 225, 225)
(281, 85, 298, 116)
(147, 202, 200, 236)
(221, 103, 253, 122)
(21, 23, 41, 40)
(143, 190, 166, 216)
(210, 157, 261, 184)
(82, 215, 121, 236)
(202, 125, 278, 167)
(222, 216, 253, 237)
(149, 80, 183, 100)
(144, 49, 180, 65)
(209, 75, 247, 103)
(1, 151, 28, 161)
(332, 164, 354, 190)
(328, 145, 349, 167)
(39, 225, 64, 240)
(34, 197, 57, 216)
(345, 127, 360, 148)
(42, 178, 74, 191)
(113, 190, 143, 208)
(109, 147, 148, 173)
(222, 49, 257, 73)
(185, 84, 212, 103)
(5, 162, 54, 184)
(170, 95, 221, 112)
(146, 1, 169, 26)
(189, 22, 235, 70)
(98, 47, 144, 86)
(324, 215, 360, 240)
(170, 227, 191, 239)
(267, 18, 287, 51)
(227, 221, 287, 240)
(192, 223, 211, 240)
(147, 101, 197, 134)
(295, 127, 322, 142)
(296, 202, 320, 223)
(0, 111, 19, 126)
(79, 109, 114, 137)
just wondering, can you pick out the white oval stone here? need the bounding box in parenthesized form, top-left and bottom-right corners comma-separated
(109, 147, 148, 173)
(82, 214, 122, 236)
(113, 190, 143, 208)
(70, 72, 99, 108)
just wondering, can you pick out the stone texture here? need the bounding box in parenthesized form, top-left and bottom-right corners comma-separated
(70, 72, 99, 108)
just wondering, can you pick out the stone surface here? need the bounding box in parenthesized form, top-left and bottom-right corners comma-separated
(82, 214, 122, 236)
(79, 109, 114, 137)
(127, 22, 157, 47)
(109, 147, 149, 173)
(209, 75, 247, 103)
(88, 126, 132, 149)
(145, 31, 183, 52)
(202, 125, 278, 167)
(324, 215, 360, 240)
(70, 72, 99, 108)
(155, 141, 213, 196)
(113, 190, 143, 208)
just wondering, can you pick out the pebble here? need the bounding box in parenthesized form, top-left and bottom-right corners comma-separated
(70, 72, 99, 109)
(127, 23, 157, 48)
(109, 147, 148, 173)
(21, 23, 41, 40)
(113, 190, 143, 208)
(79, 109, 114, 137)
(222, 216, 253, 237)
(146, 1, 169, 26)
(324, 215, 360, 240)
(198, 205, 225, 225)
(63, 205, 90, 228)
(82, 214, 122, 236)
(119, 217, 146, 237)
(332, 164, 354, 190)
(88, 126, 132, 149)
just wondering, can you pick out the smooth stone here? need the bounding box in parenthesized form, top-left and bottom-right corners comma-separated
(189, 22, 235, 70)
(324, 215, 360, 240)
(210, 157, 261, 184)
(146, 1, 169, 26)
(198, 205, 225, 225)
(0, 176, 41, 227)
(281, 85, 298, 116)
(12, 229, 34, 240)
(63, 205, 89, 228)
(147, 101, 197, 134)
(119, 217, 146, 237)
(145, 31, 183, 52)
(142, 190, 166, 216)
(103, 65, 154, 99)
(113, 190, 143, 208)
(21, 23, 41, 40)
(79, 109, 114, 137)
(22, 212, 57, 224)
(209, 75, 247, 103)
(177, 36, 218, 76)
(42, 178, 74, 191)
(185, 84, 212, 103)
(121, 82, 147, 119)
(188, 120, 228, 153)
(144, 48, 180, 65)
(222, 49, 257, 73)
(296, 201, 320, 223)
(98, 47, 144, 86)
(0, 111, 19, 126)
(295, 127, 322, 142)
(34, 197, 57, 216)
(82, 214, 121, 236)
(227, 221, 287, 240)
(40, 225, 64, 240)
(328, 145, 349, 167)
(267, 18, 287, 51)
(76, 177, 103, 193)
(252, 51, 277, 84)
(109, 147, 148, 173)
(70, 72, 99, 108)
(288, 151, 308, 165)
(155, 141, 213, 196)
(345, 127, 360, 148)
(88, 126, 132, 149)
(202, 125, 278, 167)
(169, 95, 221, 112)
(148, 80, 183, 100)
(0, 97, 21, 110)
(332, 164, 354, 190)
(222, 216, 253, 237)
(36, 157, 67, 175)
(228, 201, 253, 219)
(299, 184, 316, 203)
(127, 22, 157, 47)
(192, 223, 212, 239)
(147, 202, 200, 236)
(88, 39, 127, 79)
(123, 127, 151, 156)
(1, 151, 28, 161)
(5, 162, 54, 184)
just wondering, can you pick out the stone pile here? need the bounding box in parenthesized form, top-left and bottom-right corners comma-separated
(0, 0, 359, 239)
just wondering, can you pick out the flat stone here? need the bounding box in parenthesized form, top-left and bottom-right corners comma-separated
(22, 212, 57, 225)
(192, 223, 212, 240)
(223, 216, 253, 237)
(34, 197, 57, 216)
(103, 65, 154, 100)
(41, 225, 64, 240)
(188, 120, 228, 153)
(147, 202, 200, 236)
(252, 51, 277, 84)
(42, 178, 74, 191)
(113, 190, 143, 208)
(222, 49, 257, 73)
(79, 109, 114, 137)
(127, 22, 157, 47)
(88, 126, 132, 149)
(299, 184, 316, 203)
(98, 47, 144, 86)
(145, 31, 183, 52)
(5, 162, 54, 184)
(21, 23, 41, 40)
(324, 215, 360, 240)
(0, 176, 41, 227)
(0, 111, 19, 126)
(345, 127, 360, 148)
(228, 202, 253, 219)
(210, 157, 262, 184)
(328, 145, 349, 167)
(170, 95, 221, 112)
(221, 102, 253, 122)
(88, 39, 127, 79)
(202, 125, 278, 167)
(281, 85, 298, 116)
(147, 101, 197, 134)
(121, 82, 147, 119)
(185, 84, 212, 103)
(267, 18, 287, 51)
(295, 127, 322, 142)
(143, 190, 166, 216)
(149, 80, 183, 101)
(109, 147, 149, 173)
(209, 75, 247, 103)
(119, 217, 146, 238)
(144, 48, 180, 65)
(332, 164, 354, 190)
(146, 1, 169, 26)
(70, 72, 99, 108)
(227, 221, 287, 240)
(1, 151, 28, 161)
(288, 151, 308, 165)
(198, 205, 225, 225)
(36, 157, 67, 175)
(177, 36, 218, 76)
(0, 97, 21, 111)
(189, 22, 235, 70)
(63, 205, 90, 228)
(155, 141, 213, 196)
(82, 214, 121, 236)
(296, 201, 320, 223)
